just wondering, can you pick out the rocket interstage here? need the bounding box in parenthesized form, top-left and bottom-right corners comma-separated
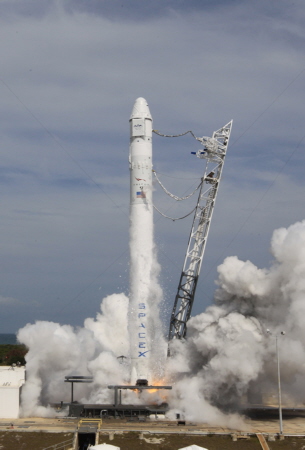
(129, 98, 153, 386)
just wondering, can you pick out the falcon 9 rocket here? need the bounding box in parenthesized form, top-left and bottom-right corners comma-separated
(129, 98, 153, 386)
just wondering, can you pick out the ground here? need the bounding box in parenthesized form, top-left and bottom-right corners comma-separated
(0, 417, 305, 449)
(101, 432, 262, 449)
(0, 431, 73, 450)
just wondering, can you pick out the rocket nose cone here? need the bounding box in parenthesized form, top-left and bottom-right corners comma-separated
(130, 97, 152, 120)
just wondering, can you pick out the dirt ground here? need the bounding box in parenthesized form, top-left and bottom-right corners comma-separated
(0, 429, 305, 449)
(100, 432, 262, 449)
(0, 431, 73, 450)
(0, 417, 305, 449)
(268, 437, 305, 449)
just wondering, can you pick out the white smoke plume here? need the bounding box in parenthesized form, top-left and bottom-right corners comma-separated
(17, 220, 305, 423)
(167, 219, 305, 422)
(17, 293, 130, 416)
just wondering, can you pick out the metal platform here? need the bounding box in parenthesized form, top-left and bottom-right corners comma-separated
(68, 402, 169, 418)
(108, 384, 172, 408)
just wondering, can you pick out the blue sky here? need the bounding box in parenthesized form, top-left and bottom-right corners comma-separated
(0, 0, 304, 332)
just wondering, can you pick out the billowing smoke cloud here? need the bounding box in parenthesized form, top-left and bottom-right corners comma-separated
(167, 220, 305, 422)
(17, 220, 305, 423)
(17, 293, 130, 416)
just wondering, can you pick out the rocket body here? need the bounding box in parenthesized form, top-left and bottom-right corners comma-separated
(129, 98, 153, 205)
(129, 98, 153, 385)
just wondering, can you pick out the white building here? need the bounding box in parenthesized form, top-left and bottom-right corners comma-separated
(0, 366, 25, 418)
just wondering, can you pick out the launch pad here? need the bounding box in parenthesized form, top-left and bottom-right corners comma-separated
(108, 384, 172, 408)
(68, 401, 169, 419)
(60, 380, 172, 418)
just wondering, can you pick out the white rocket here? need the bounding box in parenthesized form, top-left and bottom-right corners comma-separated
(129, 97, 153, 205)
(129, 98, 153, 386)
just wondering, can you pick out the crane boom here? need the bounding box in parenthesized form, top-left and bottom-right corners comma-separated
(168, 121, 233, 343)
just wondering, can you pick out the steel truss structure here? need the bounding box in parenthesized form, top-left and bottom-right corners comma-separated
(168, 121, 233, 345)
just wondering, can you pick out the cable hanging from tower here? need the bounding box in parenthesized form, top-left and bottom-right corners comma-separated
(153, 129, 198, 140)
(153, 128, 221, 155)
(152, 128, 204, 221)
(153, 204, 197, 221)
(153, 171, 203, 201)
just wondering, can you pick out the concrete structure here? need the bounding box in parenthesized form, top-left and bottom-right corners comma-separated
(0, 366, 25, 418)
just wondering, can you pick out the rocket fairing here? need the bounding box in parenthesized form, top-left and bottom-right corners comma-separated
(129, 98, 153, 386)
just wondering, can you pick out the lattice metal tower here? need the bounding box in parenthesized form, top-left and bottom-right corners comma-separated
(168, 121, 233, 344)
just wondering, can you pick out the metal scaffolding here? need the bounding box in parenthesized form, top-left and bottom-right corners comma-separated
(168, 121, 233, 345)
